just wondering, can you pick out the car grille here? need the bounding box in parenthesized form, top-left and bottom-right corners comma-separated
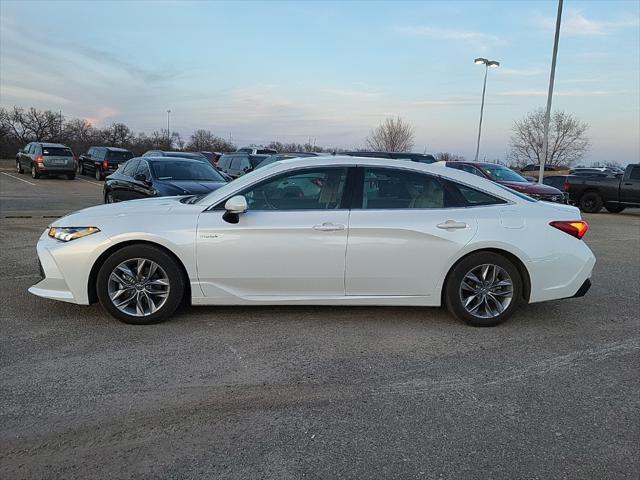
(530, 193, 568, 204)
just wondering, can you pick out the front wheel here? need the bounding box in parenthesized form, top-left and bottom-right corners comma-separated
(16, 161, 24, 174)
(104, 191, 115, 204)
(96, 244, 185, 325)
(67, 173, 76, 180)
(605, 205, 625, 213)
(445, 252, 522, 327)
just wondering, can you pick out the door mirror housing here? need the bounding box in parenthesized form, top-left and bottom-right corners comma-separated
(133, 173, 151, 185)
(223, 195, 247, 224)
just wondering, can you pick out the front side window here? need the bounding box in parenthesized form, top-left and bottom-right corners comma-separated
(241, 168, 347, 210)
(135, 161, 151, 179)
(629, 166, 640, 180)
(362, 168, 446, 209)
(121, 159, 139, 177)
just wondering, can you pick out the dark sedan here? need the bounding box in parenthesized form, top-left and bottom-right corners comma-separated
(103, 157, 227, 203)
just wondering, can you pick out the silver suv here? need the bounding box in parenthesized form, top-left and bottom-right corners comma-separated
(16, 142, 76, 180)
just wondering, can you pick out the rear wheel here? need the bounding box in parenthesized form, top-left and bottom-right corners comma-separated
(445, 252, 522, 327)
(579, 191, 603, 213)
(67, 173, 75, 180)
(80, 162, 86, 175)
(16, 161, 24, 174)
(605, 205, 625, 213)
(95, 167, 104, 181)
(31, 164, 40, 179)
(96, 245, 185, 325)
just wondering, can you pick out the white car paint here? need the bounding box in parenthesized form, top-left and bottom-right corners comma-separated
(29, 156, 595, 312)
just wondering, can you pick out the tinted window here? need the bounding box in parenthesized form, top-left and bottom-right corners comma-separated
(231, 157, 251, 170)
(629, 166, 640, 180)
(362, 168, 446, 209)
(241, 168, 347, 210)
(135, 161, 151, 179)
(121, 159, 139, 177)
(107, 150, 133, 161)
(150, 161, 224, 181)
(256, 149, 278, 155)
(42, 147, 73, 157)
(452, 183, 507, 206)
(218, 156, 233, 169)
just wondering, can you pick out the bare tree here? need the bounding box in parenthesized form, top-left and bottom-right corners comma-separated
(508, 108, 590, 168)
(435, 152, 466, 162)
(186, 129, 236, 152)
(365, 117, 415, 152)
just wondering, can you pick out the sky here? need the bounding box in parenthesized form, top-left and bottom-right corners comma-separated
(1, 0, 639, 164)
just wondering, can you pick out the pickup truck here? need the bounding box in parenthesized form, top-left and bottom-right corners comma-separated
(79, 146, 134, 181)
(566, 163, 640, 213)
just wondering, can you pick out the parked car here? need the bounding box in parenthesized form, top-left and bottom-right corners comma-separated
(236, 147, 278, 155)
(341, 151, 436, 163)
(103, 157, 227, 203)
(521, 164, 559, 172)
(31, 156, 594, 328)
(446, 161, 567, 203)
(216, 153, 270, 178)
(565, 163, 640, 213)
(570, 167, 624, 176)
(16, 142, 76, 180)
(142, 151, 209, 162)
(79, 147, 134, 180)
(199, 151, 222, 165)
(254, 153, 319, 170)
(542, 175, 569, 192)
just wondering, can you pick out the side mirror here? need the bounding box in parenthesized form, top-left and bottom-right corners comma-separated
(223, 195, 247, 224)
(134, 173, 150, 184)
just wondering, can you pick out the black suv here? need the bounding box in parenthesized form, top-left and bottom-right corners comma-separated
(217, 153, 270, 179)
(16, 142, 76, 180)
(341, 151, 436, 163)
(79, 147, 134, 180)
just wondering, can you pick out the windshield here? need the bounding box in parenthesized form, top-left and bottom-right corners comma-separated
(107, 150, 133, 161)
(480, 165, 528, 182)
(150, 161, 225, 181)
(195, 162, 279, 204)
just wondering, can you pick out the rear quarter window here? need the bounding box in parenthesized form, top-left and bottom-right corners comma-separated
(447, 181, 509, 206)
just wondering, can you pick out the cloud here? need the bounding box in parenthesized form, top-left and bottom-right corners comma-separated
(0, 85, 72, 105)
(534, 8, 639, 36)
(393, 25, 500, 47)
(496, 90, 615, 97)
(321, 88, 382, 99)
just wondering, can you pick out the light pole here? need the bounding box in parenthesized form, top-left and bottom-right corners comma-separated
(473, 57, 500, 162)
(166, 109, 171, 142)
(538, 0, 563, 184)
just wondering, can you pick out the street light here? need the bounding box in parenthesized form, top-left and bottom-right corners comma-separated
(166, 109, 171, 140)
(473, 57, 500, 162)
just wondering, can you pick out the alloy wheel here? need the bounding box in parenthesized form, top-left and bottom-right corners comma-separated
(107, 258, 170, 317)
(459, 264, 513, 319)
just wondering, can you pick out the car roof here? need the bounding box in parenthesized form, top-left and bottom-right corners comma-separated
(38, 142, 68, 147)
(140, 156, 203, 163)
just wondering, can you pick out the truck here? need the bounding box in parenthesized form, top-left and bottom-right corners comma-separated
(565, 163, 640, 213)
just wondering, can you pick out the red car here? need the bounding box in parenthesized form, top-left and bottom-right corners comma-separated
(446, 161, 567, 203)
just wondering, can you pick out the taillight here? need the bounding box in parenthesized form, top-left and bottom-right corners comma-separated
(563, 178, 570, 191)
(550, 220, 589, 239)
(36, 155, 44, 164)
(102, 159, 109, 170)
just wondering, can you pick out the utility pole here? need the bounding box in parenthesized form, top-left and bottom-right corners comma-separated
(166, 109, 171, 141)
(539, 0, 563, 184)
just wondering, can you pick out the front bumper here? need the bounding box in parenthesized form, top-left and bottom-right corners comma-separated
(530, 192, 569, 204)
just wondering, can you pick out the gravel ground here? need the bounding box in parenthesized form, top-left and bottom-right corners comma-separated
(1, 172, 639, 479)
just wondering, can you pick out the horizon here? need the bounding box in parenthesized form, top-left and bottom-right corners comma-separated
(1, 0, 639, 164)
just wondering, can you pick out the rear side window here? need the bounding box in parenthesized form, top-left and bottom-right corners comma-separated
(450, 183, 507, 206)
(361, 168, 447, 209)
(107, 150, 133, 161)
(42, 147, 73, 157)
(218, 156, 232, 169)
(231, 157, 250, 170)
(120, 159, 139, 177)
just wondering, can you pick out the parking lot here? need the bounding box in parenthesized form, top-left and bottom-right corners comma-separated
(1, 171, 639, 479)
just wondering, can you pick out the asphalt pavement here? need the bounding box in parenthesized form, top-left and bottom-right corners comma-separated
(1, 171, 638, 479)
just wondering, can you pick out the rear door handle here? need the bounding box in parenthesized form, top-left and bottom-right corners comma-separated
(437, 220, 468, 230)
(313, 222, 345, 232)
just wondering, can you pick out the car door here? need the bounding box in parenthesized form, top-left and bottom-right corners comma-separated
(130, 160, 154, 199)
(19, 144, 31, 168)
(620, 165, 640, 205)
(111, 159, 139, 201)
(345, 167, 479, 298)
(196, 167, 350, 298)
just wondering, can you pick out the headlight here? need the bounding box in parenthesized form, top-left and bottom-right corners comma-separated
(48, 226, 100, 242)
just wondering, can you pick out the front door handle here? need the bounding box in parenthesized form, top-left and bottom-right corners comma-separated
(437, 220, 468, 230)
(313, 222, 345, 232)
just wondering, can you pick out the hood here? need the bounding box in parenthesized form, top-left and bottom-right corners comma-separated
(499, 180, 562, 195)
(157, 180, 226, 195)
(51, 196, 187, 227)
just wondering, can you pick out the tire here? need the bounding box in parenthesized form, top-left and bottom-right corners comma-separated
(96, 244, 185, 325)
(31, 164, 40, 179)
(80, 162, 86, 175)
(67, 173, 76, 180)
(605, 205, 625, 213)
(579, 191, 603, 213)
(445, 252, 523, 327)
(105, 191, 115, 204)
(95, 167, 103, 181)
(16, 161, 24, 174)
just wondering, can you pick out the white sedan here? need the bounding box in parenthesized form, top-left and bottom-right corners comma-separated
(30, 156, 595, 327)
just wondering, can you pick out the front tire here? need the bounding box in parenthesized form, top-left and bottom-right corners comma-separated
(67, 173, 76, 180)
(445, 252, 523, 327)
(104, 191, 115, 204)
(579, 191, 603, 213)
(96, 245, 185, 325)
(16, 161, 24, 174)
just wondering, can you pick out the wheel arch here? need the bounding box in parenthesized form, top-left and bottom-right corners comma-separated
(441, 247, 532, 305)
(87, 240, 191, 305)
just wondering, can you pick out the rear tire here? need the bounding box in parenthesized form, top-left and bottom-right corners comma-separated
(31, 165, 40, 179)
(16, 161, 24, 174)
(605, 205, 625, 213)
(67, 173, 75, 180)
(95, 167, 104, 181)
(96, 244, 185, 325)
(579, 191, 603, 213)
(445, 252, 523, 327)
(80, 163, 86, 175)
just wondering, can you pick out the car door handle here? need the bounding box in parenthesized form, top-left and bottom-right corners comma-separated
(436, 220, 468, 230)
(313, 222, 345, 231)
